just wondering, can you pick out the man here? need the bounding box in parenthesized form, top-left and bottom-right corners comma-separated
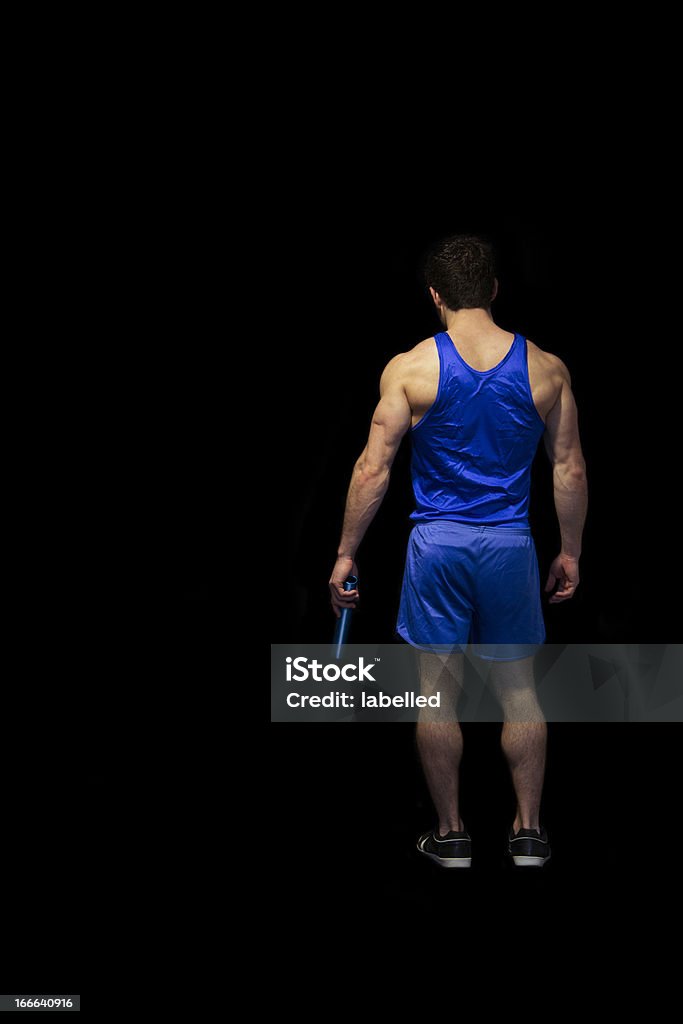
(328, 235, 587, 868)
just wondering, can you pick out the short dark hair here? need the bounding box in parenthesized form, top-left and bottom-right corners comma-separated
(423, 234, 496, 311)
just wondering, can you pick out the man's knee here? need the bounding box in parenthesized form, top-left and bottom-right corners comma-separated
(497, 687, 545, 723)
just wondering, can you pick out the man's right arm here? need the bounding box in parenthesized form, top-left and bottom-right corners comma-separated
(543, 362, 588, 603)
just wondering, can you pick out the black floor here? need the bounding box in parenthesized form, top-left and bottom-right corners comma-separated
(0, 686, 95, 992)
(272, 723, 680, 941)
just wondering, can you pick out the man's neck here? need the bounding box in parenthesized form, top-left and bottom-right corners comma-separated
(443, 307, 495, 333)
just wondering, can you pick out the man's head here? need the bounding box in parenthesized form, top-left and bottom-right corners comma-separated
(424, 234, 497, 318)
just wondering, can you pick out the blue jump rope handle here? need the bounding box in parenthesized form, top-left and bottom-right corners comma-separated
(332, 575, 358, 659)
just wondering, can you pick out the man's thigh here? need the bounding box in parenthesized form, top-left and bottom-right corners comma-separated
(418, 650, 464, 717)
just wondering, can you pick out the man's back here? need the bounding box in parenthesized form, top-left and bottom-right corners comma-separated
(375, 319, 570, 534)
(396, 323, 565, 431)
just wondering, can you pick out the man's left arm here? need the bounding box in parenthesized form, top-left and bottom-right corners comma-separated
(329, 356, 412, 617)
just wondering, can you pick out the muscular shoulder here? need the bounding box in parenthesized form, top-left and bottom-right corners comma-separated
(380, 339, 439, 419)
(525, 341, 573, 420)
(527, 340, 570, 385)
(381, 338, 437, 386)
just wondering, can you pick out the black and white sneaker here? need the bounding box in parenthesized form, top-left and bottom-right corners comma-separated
(508, 826, 551, 867)
(417, 828, 472, 868)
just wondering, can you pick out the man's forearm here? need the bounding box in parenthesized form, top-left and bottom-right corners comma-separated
(553, 463, 588, 557)
(337, 461, 390, 558)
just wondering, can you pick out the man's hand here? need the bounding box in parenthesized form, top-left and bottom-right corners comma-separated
(545, 553, 580, 603)
(329, 556, 359, 618)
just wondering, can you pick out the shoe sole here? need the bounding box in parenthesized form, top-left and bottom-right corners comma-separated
(511, 854, 551, 867)
(417, 838, 471, 868)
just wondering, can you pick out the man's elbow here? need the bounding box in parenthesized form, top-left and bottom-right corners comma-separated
(555, 457, 587, 488)
(355, 457, 390, 486)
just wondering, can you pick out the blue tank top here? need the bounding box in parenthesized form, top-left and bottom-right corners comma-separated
(410, 332, 546, 525)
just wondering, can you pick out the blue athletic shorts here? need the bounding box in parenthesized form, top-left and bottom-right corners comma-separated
(396, 520, 545, 660)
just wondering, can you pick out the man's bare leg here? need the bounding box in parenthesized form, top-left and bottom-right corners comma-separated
(489, 656, 546, 831)
(416, 651, 465, 835)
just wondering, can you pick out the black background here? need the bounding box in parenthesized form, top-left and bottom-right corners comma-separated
(181, 181, 678, 938)
(2, 681, 92, 992)
(13, 36, 681, 997)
